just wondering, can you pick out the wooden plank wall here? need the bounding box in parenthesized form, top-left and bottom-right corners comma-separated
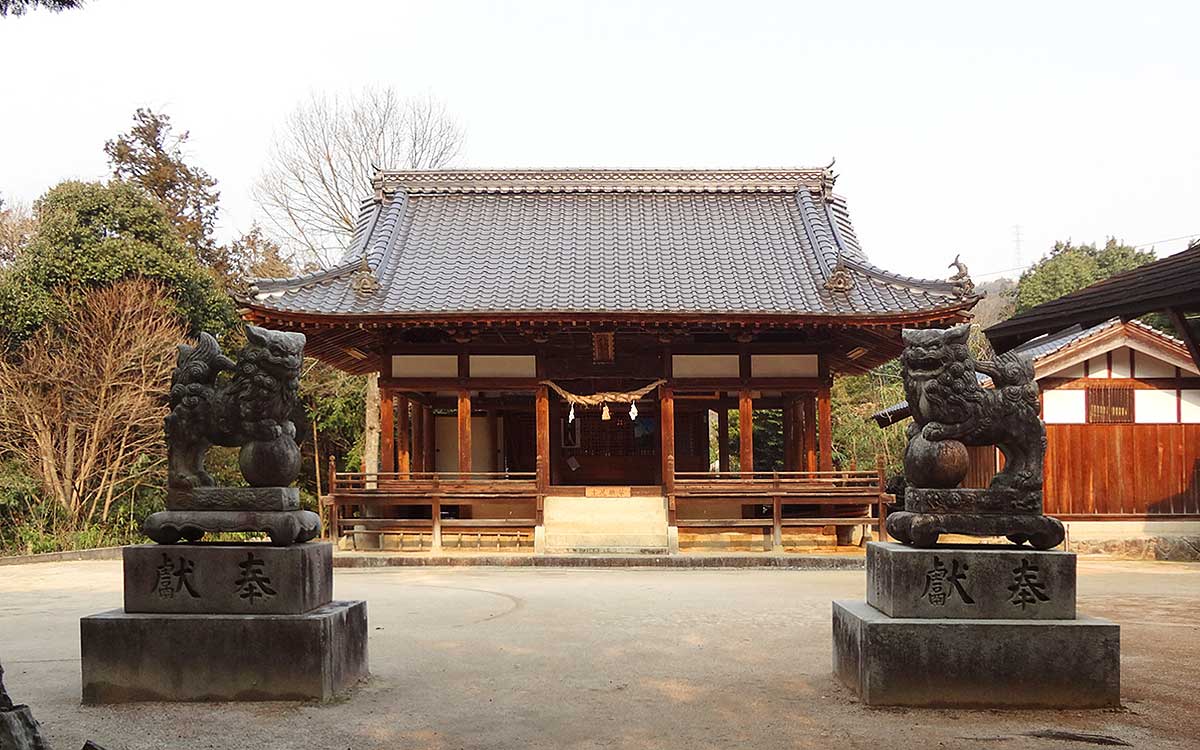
(960, 425, 1199, 516)
(1043, 424, 1200, 516)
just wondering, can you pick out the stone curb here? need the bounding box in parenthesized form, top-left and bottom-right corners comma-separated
(0, 546, 124, 566)
(332, 553, 866, 569)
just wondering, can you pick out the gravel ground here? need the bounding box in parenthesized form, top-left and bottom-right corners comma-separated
(1, 557, 1197, 750)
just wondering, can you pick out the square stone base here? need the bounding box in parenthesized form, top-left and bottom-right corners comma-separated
(81, 601, 368, 703)
(833, 600, 1119, 708)
(123, 542, 332, 615)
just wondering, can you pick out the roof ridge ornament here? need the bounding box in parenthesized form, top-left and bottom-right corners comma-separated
(824, 253, 855, 292)
(350, 251, 381, 297)
(822, 158, 838, 202)
(948, 254, 976, 297)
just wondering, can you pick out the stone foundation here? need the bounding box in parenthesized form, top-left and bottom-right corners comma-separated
(82, 541, 368, 703)
(81, 601, 368, 703)
(833, 541, 1119, 707)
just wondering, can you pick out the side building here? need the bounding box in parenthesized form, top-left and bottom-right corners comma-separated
(242, 168, 975, 553)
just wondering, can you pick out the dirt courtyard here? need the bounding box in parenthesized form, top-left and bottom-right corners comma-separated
(1, 557, 1197, 749)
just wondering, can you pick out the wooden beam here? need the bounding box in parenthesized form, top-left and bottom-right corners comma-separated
(396, 395, 411, 476)
(803, 395, 817, 472)
(739, 389, 754, 476)
(660, 385, 676, 497)
(1168, 307, 1200, 369)
(380, 390, 396, 473)
(411, 403, 425, 472)
(717, 408, 730, 473)
(457, 389, 472, 473)
(817, 385, 833, 471)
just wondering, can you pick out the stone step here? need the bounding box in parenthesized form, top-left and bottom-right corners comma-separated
(541, 495, 670, 554)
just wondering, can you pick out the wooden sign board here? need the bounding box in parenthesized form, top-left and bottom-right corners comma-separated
(585, 486, 632, 498)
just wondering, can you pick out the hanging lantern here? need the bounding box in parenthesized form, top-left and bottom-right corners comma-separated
(568, 403, 576, 423)
(601, 402, 611, 421)
(629, 401, 638, 421)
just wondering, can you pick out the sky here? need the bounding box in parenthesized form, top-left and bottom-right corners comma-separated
(1, 0, 1197, 282)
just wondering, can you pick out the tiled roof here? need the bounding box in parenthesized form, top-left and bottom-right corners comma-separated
(247, 168, 973, 320)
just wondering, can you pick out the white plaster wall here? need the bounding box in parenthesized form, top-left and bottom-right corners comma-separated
(1086, 354, 1109, 378)
(392, 355, 458, 378)
(750, 354, 819, 378)
(1043, 390, 1086, 423)
(1046, 361, 1085, 378)
(469, 355, 536, 378)
(1110, 346, 1132, 378)
(1134, 389, 1178, 423)
(673, 354, 739, 378)
(1133, 350, 1176, 378)
(1182, 390, 1200, 423)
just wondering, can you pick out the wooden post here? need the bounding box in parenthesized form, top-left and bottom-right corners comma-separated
(738, 389, 754, 476)
(660, 385, 676, 523)
(535, 385, 550, 524)
(717, 408, 730, 475)
(396, 396, 410, 477)
(487, 409, 499, 473)
(327, 455, 337, 541)
(802, 395, 817, 472)
(783, 402, 795, 471)
(457, 389, 472, 475)
(817, 384, 833, 471)
(380, 390, 395, 474)
(411, 403, 425, 472)
(422, 405, 435, 473)
(876, 453, 888, 542)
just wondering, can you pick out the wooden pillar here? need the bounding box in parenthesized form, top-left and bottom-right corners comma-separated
(457, 389, 472, 474)
(790, 398, 805, 471)
(380, 390, 395, 474)
(817, 384, 833, 471)
(411, 404, 425, 472)
(660, 386, 676, 522)
(738, 389, 754, 476)
(535, 385, 550, 524)
(783, 402, 795, 471)
(487, 409, 499, 473)
(396, 396, 410, 476)
(802, 395, 817, 472)
(717, 408, 730, 474)
(422, 405, 435, 473)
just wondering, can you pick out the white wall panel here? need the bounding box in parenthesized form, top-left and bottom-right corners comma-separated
(392, 355, 458, 378)
(673, 354, 739, 378)
(1109, 347, 1132, 378)
(1043, 390, 1086, 424)
(750, 354, 819, 378)
(469, 355, 536, 378)
(1086, 354, 1109, 378)
(1134, 389, 1178, 423)
(1182, 390, 1200, 423)
(1133, 350, 1176, 379)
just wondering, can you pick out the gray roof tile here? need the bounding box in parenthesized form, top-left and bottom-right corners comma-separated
(248, 169, 972, 318)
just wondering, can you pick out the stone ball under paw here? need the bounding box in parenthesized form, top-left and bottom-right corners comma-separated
(904, 434, 969, 489)
(239, 436, 301, 487)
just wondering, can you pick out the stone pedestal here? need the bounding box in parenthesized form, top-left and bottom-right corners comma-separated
(833, 542, 1119, 707)
(81, 542, 368, 703)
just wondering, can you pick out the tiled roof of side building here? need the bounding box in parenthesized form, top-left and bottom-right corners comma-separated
(246, 168, 974, 320)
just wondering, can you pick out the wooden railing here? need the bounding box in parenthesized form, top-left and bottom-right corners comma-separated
(325, 469, 540, 548)
(672, 467, 889, 549)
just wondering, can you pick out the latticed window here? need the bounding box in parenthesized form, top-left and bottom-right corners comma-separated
(1087, 386, 1134, 423)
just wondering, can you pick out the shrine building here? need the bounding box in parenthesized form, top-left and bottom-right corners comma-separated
(242, 168, 976, 553)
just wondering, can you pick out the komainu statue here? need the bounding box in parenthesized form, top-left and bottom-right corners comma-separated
(886, 325, 1065, 549)
(165, 326, 305, 489)
(145, 325, 320, 546)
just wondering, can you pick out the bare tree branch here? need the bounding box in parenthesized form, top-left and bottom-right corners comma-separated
(253, 88, 464, 269)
